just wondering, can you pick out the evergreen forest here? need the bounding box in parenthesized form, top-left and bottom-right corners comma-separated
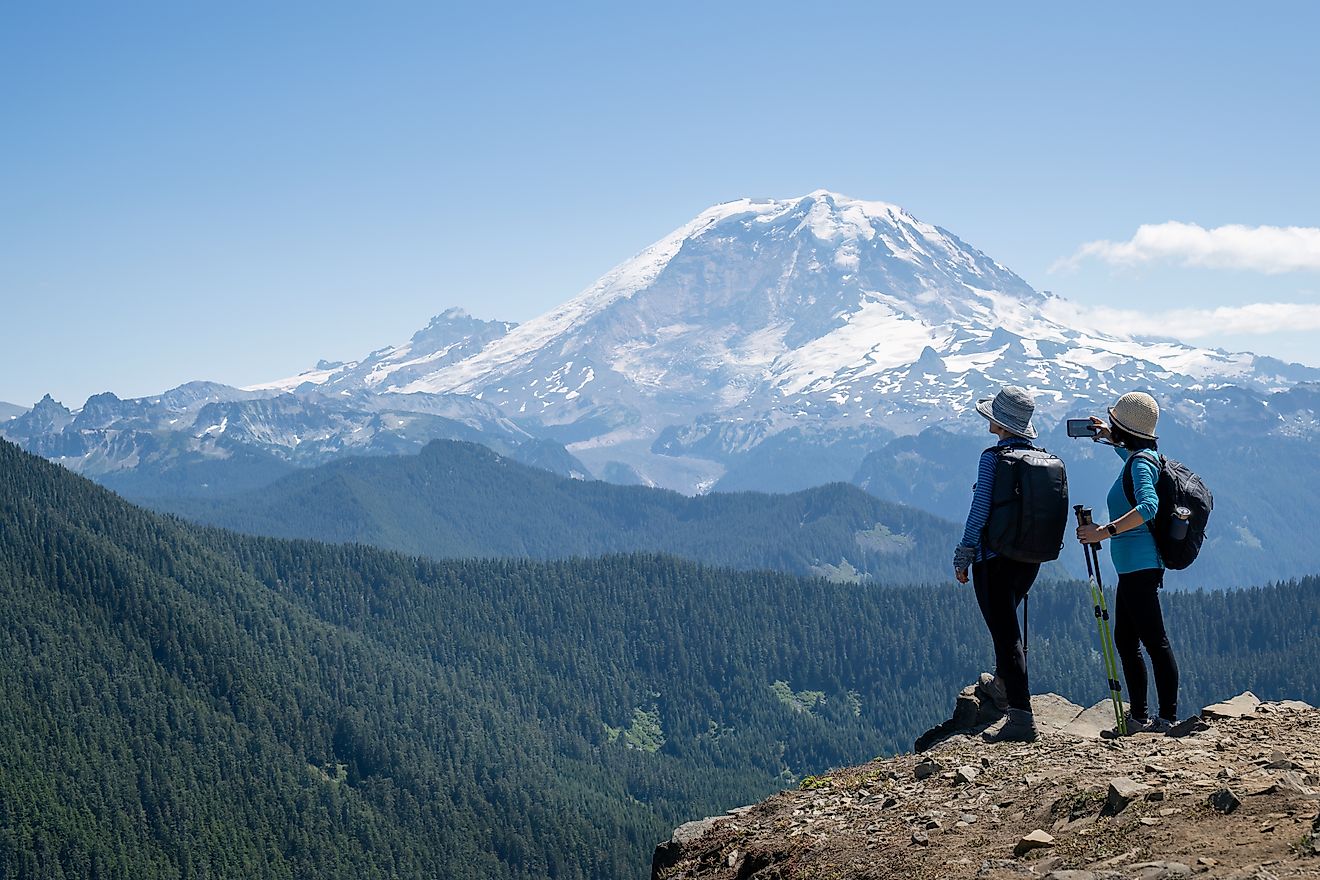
(2, 438, 1317, 879)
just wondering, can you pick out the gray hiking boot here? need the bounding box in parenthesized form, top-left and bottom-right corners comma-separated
(982, 708, 1038, 743)
(1100, 712, 1152, 738)
(1146, 717, 1174, 735)
(976, 672, 1010, 712)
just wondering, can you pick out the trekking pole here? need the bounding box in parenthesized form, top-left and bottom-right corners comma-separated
(1074, 505, 1126, 735)
(1022, 594, 1029, 664)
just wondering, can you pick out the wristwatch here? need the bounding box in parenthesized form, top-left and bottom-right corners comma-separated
(1105, 522, 1118, 537)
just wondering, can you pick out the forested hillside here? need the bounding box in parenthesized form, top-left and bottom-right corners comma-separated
(1, 438, 1317, 879)
(141, 439, 958, 583)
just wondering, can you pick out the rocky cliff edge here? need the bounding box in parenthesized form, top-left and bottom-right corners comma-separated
(653, 690, 1320, 880)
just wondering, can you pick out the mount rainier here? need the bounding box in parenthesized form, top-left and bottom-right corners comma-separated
(247, 190, 1318, 490)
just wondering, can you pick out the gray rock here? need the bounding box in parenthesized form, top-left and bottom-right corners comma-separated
(1013, 828, 1055, 857)
(671, 816, 723, 845)
(1201, 692, 1261, 720)
(977, 858, 1036, 877)
(1264, 750, 1304, 771)
(915, 759, 943, 780)
(1103, 777, 1150, 816)
(1060, 700, 1120, 739)
(956, 765, 980, 784)
(1043, 872, 1098, 880)
(1029, 693, 1087, 734)
(1263, 699, 1313, 711)
(911, 830, 929, 846)
(1208, 787, 1241, 814)
(1128, 862, 1192, 879)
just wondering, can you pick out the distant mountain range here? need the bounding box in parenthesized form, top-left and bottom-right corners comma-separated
(1, 383, 586, 498)
(6, 191, 1320, 586)
(0, 401, 27, 420)
(143, 439, 960, 584)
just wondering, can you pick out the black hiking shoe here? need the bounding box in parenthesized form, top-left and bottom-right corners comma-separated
(982, 708, 1038, 743)
(1166, 715, 1210, 738)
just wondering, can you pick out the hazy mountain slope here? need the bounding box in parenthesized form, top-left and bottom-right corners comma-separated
(145, 439, 959, 583)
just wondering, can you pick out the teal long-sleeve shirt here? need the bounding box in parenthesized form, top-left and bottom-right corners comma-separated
(1106, 446, 1163, 573)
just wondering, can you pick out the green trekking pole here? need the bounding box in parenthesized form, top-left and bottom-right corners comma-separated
(1074, 505, 1125, 735)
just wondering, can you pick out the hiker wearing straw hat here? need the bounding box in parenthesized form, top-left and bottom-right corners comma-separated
(954, 385, 1067, 744)
(1075, 391, 1180, 736)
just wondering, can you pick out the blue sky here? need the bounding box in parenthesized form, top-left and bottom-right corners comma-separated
(3, 1, 1318, 406)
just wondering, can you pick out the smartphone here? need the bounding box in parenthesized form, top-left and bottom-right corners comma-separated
(1066, 418, 1097, 438)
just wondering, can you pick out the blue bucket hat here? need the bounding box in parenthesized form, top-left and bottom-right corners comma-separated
(975, 385, 1038, 439)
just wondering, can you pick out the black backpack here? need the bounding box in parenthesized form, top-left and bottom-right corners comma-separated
(1122, 450, 1213, 571)
(982, 445, 1070, 564)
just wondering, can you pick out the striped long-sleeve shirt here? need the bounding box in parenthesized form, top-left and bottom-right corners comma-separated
(960, 436, 1033, 561)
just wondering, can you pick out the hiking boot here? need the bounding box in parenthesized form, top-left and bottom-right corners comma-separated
(976, 673, 1011, 713)
(1146, 717, 1175, 735)
(982, 708, 1038, 743)
(1100, 712, 1152, 738)
(1165, 715, 1210, 738)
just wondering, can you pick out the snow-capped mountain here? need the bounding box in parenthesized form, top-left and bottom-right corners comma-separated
(8, 190, 1320, 498)
(246, 190, 1318, 488)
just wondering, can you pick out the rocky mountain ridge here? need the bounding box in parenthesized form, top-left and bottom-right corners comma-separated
(0, 381, 585, 497)
(653, 692, 1320, 880)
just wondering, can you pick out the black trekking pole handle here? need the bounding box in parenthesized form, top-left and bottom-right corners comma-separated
(1073, 505, 1096, 578)
(1076, 505, 1107, 589)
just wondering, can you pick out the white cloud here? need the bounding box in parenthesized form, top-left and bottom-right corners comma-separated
(1042, 299, 1320, 340)
(1053, 221, 1320, 274)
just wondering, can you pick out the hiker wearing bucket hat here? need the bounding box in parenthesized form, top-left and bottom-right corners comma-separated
(953, 386, 1044, 743)
(1076, 391, 1179, 736)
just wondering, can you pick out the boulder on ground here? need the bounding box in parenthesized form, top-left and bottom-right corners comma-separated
(1207, 787, 1241, 814)
(1103, 777, 1150, 816)
(1201, 692, 1261, 720)
(1014, 829, 1055, 857)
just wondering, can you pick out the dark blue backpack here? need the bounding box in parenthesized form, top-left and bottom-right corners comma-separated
(1123, 450, 1213, 571)
(982, 444, 1070, 564)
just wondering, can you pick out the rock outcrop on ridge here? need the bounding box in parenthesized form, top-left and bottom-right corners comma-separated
(653, 691, 1320, 880)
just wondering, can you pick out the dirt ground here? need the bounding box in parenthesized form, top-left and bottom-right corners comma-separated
(654, 699, 1320, 880)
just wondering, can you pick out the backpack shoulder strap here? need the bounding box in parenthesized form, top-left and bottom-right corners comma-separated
(1123, 449, 1162, 520)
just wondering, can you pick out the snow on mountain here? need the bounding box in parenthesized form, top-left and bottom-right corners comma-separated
(248, 308, 514, 393)
(11, 191, 1320, 495)
(276, 190, 1315, 486)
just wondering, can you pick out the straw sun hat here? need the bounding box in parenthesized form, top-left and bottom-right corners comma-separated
(1109, 391, 1160, 440)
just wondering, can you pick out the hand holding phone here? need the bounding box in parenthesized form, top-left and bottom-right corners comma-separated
(1067, 417, 1113, 441)
(1066, 418, 1097, 438)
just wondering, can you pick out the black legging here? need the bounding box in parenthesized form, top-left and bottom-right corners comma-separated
(1113, 568, 1179, 721)
(972, 556, 1040, 712)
